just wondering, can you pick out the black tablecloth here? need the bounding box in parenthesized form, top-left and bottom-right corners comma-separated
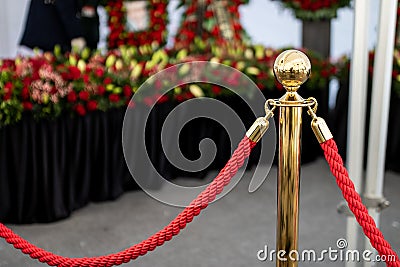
(0, 109, 133, 223)
(0, 91, 326, 223)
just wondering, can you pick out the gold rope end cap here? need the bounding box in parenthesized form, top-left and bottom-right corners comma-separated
(311, 117, 333, 144)
(246, 117, 269, 143)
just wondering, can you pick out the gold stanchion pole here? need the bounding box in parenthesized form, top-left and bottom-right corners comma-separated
(273, 50, 311, 267)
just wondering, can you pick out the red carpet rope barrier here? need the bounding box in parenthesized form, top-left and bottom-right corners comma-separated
(321, 138, 400, 267)
(0, 136, 257, 267)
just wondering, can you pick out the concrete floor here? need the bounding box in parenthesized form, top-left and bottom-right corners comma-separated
(0, 158, 399, 267)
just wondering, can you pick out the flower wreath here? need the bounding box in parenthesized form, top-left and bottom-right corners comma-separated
(174, 0, 250, 51)
(281, 0, 352, 20)
(106, 0, 169, 49)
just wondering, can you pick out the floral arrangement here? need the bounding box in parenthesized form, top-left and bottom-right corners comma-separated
(392, 50, 400, 96)
(280, 0, 352, 20)
(174, 0, 250, 51)
(332, 0, 400, 96)
(334, 50, 400, 97)
(106, 0, 168, 49)
(0, 44, 336, 127)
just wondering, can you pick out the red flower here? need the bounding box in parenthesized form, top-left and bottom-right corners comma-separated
(184, 92, 194, 99)
(330, 66, 338, 75)
(233, 23, 242, 31)
(321, 69, 329, 78)
(109, 93, 120, 103)
(211, 26, 219, 36)
(157, 95, 169, 104)
(23, 102, 33, 110)
(68, 66, 81, 80)
(154, 80, 163, 90)
(186, 6, 196, 14)
(94, 68, 105, 78)
(23, 77, 31, 86)
(204, 10, 213, 18)
(3, 92, 12, 101)
(75, 104, 86, 116)
(175, 95, 184, 102)
(123, 85, 132, 97)
(97, 85, 106, 95)
(143, 96, 154, 106)
(212, 85, 222, 95)
(4, 82, 13, 93)
(32, 71, 40, 80)
(50, 86, 57, 95)
(127, 100, 136, 109)
(104, 77, 112, 85)
(67, 91, 77, 102)
(79, 91, 90, 101)
(61, 72, 70, 80)
(86, 100, 98, 111)
(21, 86, 30, 100)
(226, 73, 240, 86)
(83, 74, 90, 84)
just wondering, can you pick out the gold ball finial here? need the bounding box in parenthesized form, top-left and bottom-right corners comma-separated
(273, 50, 311, 92)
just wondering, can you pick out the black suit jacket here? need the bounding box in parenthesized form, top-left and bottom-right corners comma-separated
(79, 0, 100, 49)
(20, 0, 83, 52)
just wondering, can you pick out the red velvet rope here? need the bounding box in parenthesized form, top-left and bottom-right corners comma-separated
(321, 139, 400, 267)
(0, 136, 257, 267)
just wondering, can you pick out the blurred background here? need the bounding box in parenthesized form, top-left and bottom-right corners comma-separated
(0, 1, 381, 58)
(0, 1, 399, 266)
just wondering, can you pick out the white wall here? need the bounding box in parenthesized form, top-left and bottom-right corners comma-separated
(0, 0, 30, 58)
(239, 0, 380, 59)
(0, 0, 380, 59)
(240, 1, 301, 51)
(0, 0, 10, 57)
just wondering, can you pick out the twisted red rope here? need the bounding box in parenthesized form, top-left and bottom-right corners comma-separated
(0, 136, 256, 267)
(321, 139, 400, 267)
